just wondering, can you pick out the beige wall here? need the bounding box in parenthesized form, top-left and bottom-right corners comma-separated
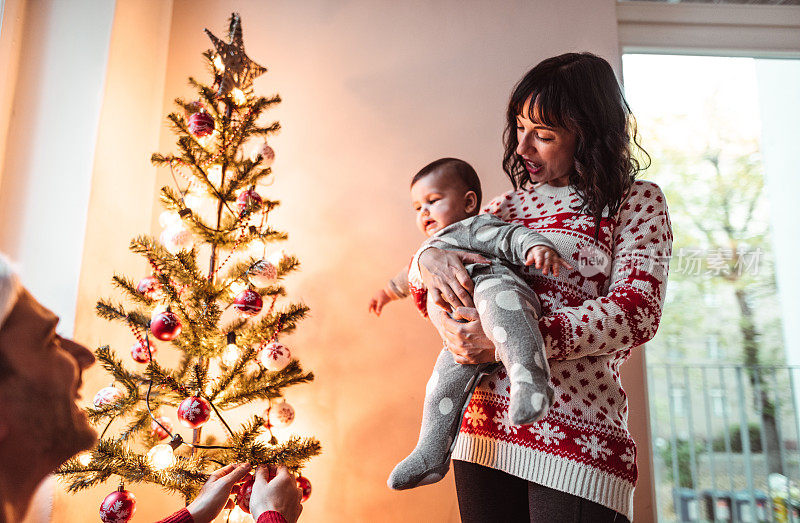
(3, 1, 659, 521)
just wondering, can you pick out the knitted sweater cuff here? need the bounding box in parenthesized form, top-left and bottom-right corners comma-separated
(258, 511, 288, 523)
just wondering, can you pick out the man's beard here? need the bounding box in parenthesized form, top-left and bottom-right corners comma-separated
(12, 378, 98, 467)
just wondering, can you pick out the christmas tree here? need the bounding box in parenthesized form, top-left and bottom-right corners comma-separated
(56, 13, 320, 522)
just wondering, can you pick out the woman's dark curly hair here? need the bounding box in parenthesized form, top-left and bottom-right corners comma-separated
(502, 52, 649, 239)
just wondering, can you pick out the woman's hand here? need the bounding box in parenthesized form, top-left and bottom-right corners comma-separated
(250, 465, 303, 523)
(186, 463, 251, 523)
(442, 307, 496, 364)
(419, 248, 489, 311)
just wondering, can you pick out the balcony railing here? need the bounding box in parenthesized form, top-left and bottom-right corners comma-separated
(648, 363, 800, 522)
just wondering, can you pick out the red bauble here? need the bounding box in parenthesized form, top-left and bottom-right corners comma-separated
(233, 289, 263, 316)
(235, 188, 263, 217)
(131, 340, 156, 364)
(136, 276, 164, 300)
(99, 488, 136, 523)
(150, 311, 182, 341)
(150, 416, 173, 440)
(297, 476, 312, 502)
(236, 468, 276, 514)
(237, 474, 255, 513)
(177, 396, 212, 428)
(188, 111, 214, 137)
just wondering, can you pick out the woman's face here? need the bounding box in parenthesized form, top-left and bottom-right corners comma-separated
(515, 97, 577, 187)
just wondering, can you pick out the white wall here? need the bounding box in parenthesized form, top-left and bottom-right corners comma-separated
(0, 0, 116, 336)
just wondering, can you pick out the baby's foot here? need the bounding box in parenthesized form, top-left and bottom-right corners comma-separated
(508, 364, 552, 425)
(387, 440, 454, 490)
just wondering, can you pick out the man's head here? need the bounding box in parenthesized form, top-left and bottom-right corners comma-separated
(0, 255, 96, 480)
(410, 158, 482, 237)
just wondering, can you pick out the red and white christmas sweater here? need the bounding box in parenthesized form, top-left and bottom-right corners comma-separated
(409, 179, 672, 520)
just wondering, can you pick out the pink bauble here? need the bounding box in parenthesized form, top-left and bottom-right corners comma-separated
(259, 341, 291, 372)
(136, 276, 164, 300)
(235, 188, 263, 217)
(233, 289, 263, 316)
(93, 385, 124, 407)
(99, 488, 136, 523)
(248, 260, 278, 287)
(254, 143, 275, 167)
(268, 400, 295, 428)
(296, 476, 312, 502)
(131, 340, 156, 364)
(151, 311, 182, 341)
(150, 416, 173, 440)
(177, 396, 212, 428)
(188, 111, 214, 137)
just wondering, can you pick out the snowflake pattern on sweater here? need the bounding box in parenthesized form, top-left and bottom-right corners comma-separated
(409, 179, 672, 520)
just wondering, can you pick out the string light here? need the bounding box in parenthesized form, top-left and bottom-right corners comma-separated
(231, 88, 247, 106)
(77, 452, 92, 466)
(151, 302, 169, 320)
(207, 164, 223, 185)
(227, 506, 249, 523)
(146, 435, 183, 471)
(230, 281, 247, 295)
(222, 332, 240, 366)
(213, 54, 224, 70)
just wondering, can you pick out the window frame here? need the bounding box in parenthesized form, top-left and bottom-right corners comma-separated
(617, 1, 800, 59)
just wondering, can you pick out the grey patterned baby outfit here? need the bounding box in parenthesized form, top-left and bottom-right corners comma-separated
(388, 213, 557, 490)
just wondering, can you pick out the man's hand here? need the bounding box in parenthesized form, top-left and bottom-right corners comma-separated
(525, 245, 573, 277)
(250, 465, 303, 523)
(368, 289, 393, 316)
(187, 463, 251, 523)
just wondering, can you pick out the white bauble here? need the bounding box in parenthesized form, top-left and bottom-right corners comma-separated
(93, 385, 124, 407)
(160, 226, 193, 254)
(259, 341, 291, 372)
(248, 259, 278, 287)
(267, 400, 295, 428)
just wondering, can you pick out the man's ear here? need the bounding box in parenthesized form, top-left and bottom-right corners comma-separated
(464, 191, 479, 214)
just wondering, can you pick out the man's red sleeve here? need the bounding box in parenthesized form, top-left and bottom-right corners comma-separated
(155, 508, 286, 523)
(258, 511, 288, 523)
(155, 508, 192, 523)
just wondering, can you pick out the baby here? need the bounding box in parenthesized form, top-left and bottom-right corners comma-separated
(370, 158, 571, 490)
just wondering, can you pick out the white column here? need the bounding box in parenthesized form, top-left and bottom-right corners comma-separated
(756, 60, 800, 367)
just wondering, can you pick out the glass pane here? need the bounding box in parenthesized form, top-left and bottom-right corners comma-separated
(623, 54, 800, 522)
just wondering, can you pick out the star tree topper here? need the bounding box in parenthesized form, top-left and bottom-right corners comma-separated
(205, 13, 267, 97)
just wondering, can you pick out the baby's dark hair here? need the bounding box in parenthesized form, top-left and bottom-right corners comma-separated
(410, 157, 482, 207)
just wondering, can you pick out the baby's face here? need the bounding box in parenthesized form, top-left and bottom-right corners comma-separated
(411, 169, 475, 237)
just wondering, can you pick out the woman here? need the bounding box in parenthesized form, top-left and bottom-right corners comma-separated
(412, 52, 672, 522)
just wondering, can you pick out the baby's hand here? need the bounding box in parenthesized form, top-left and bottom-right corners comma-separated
(368, 289, 394, 316)
(525, 245, 574, 277)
